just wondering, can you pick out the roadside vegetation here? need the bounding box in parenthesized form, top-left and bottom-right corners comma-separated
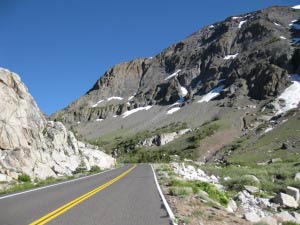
(0, 165, 108, 195)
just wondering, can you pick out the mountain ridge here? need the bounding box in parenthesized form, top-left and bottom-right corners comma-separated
(51, 5, 300, 161)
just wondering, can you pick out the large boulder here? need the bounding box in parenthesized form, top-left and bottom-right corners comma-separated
(0, 69, 115, 182)
(273, 192, 298, 208)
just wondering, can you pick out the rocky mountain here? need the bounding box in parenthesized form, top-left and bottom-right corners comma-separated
(0, 68, 115, 182)
(52, 6, 300, 160)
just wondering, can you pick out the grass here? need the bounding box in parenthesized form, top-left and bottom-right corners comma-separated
(282, 222, 300, 225)
(168, 179, 229, 206)
(202, 162, 300, 195)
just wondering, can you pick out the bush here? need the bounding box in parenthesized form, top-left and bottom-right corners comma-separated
(194, 181, 229, 206)
(18, 174, 31, 182)
(282, 222, 300, 225)
(90, 165, 101, 173)
(73, 166, 87, 175)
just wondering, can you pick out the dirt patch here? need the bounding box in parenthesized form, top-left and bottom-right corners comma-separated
(198, 128, 240, 162)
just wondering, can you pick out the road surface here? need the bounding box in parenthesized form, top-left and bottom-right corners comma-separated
(0, 164, 171, 225)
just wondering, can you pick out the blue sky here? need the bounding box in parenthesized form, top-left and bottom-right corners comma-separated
(0, 0, 298, 115)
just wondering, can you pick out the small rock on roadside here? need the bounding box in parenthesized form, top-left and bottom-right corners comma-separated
(275, 211, 296, 222)
(273, 192, 298, 208)
(244, 185, 259, 194)
(226, 199, 237, 213)
(244, 212, 261, 223)
(281, 142, 289, 149)
(292, 212, 300, 223)
(241, 174, 260, 186)
(270, 158, 282, 163)
(294, 172, 300, 181)
(286, 186, 299, 202)
(260, 216, 277, 225)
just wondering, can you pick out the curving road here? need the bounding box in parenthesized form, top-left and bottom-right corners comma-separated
(0, 164, 171, 225)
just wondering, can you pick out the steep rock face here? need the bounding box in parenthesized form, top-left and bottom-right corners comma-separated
(0, 69, 115, 182)
(0, 69, 46, 150)
(53, 6, 300, 126)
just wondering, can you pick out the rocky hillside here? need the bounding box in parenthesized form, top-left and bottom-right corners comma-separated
(52, 6, 300, 159)
(0, 68, 115, 182)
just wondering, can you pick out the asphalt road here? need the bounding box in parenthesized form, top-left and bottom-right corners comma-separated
(0, 164, 171, 225)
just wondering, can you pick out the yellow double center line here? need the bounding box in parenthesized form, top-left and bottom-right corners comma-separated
(29, 165, 137, 225)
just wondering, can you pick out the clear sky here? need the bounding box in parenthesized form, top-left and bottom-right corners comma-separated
(0, 0, 298, 115)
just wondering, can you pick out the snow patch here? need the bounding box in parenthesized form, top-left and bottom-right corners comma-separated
(180, 86, 188, 97)
(96, 119, 103, 122)
(92, 100, 104, 108)
(275, 75, 300, 115)
(209, 25, 214, 28)
(113, 115, 117, 118)
(107, 96, 123, 101)
(224, 53, 239, 60)
(198, 85, 225, 103)
(128, 96, 134, 101)
(280, 36, 287, 40)
(167, 107, 180, 115)
(238, 20, 247, 28)
(165, 69, 181, 80)
(232, 16, 242, 20)
(274, 22, 281, 26)
(292, 5, 300, 9)
(122, 106, 152, 118)
(264, 127, 273, 133)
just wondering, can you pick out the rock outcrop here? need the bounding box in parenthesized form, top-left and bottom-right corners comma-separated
(137, 129, 191, 147)
(0, 68, 115, 182)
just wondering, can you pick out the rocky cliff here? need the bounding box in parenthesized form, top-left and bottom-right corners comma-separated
(0, 68, 115, 182)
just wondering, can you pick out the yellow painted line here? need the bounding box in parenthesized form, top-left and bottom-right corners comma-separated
(29, 165, 137, 225)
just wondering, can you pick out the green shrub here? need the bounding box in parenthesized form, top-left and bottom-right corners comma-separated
(282, 222, 300, 225)
(73, 166, 87, 175)
(18, 174, 31, 182)
(194, 181, 229, 206)
(90, 165, 101, 173)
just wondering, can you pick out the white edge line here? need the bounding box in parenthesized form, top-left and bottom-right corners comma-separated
(0, 166, 121, 200)
(151, 164, 178, 225)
